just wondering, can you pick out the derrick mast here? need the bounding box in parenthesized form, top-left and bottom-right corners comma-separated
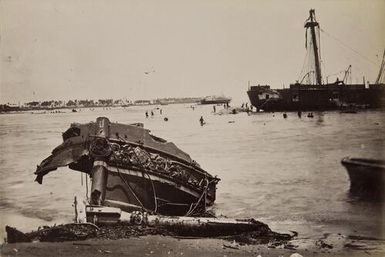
(304, 9, 322, 85)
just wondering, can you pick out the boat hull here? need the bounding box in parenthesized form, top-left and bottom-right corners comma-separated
(101, 163, 216, 216)
(35, 117, 219, 216)
(247, 84, 385, 112)
(341, 157, 385, 199)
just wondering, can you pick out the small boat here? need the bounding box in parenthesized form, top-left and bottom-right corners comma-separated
(341, 157, 385, 198)
(200, 96, 231, 105)
(35, 117, 220, 216)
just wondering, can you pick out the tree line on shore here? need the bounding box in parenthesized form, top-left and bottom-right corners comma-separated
(0, 97, 203, 112)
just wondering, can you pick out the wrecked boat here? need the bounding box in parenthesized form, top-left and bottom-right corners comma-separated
(35, 117, 220, 217)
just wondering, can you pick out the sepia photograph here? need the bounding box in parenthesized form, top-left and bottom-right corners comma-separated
(1, 0, 384, 256)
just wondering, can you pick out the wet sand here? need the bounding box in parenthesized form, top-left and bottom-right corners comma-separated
(2, 235, 385, 257)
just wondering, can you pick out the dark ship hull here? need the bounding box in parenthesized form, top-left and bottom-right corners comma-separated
(247, 9, 385, 112)
(341, 157, 385, 198)
(247, 83, 385, 112)
(35, 117, 219, 216)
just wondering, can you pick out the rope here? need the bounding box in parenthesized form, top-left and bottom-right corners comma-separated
(116, 165, 147, 211)
(144, 171, 158, 213)
(114, 135, 214, 216)
(131, 150, 158, 213)
(320, 28, 379, 68)
(90, 139, 112, 158)
(375, 49, 385, 83)
(318, 24, 321, 67)
(185, 178, 211, 216)
(298, 48, 309, 82)
(117, 135, 158, 213)
(85, 174, 89, 201)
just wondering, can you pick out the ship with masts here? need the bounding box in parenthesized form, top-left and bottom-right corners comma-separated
(247, 9, 385, 112)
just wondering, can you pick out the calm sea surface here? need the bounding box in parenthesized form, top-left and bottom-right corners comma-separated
(1, 104, 384, 244)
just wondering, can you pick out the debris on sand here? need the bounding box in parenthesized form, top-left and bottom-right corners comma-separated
(6, 217, 292, 245)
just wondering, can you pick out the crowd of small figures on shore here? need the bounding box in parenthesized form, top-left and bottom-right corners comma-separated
(107, 143, 215, 189)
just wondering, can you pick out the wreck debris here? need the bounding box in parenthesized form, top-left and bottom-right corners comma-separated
(121, 210, 279, 237)
(5, 223, 98, 243)
(21, 117, 294, 246)
(5, 226, 31, 243)
(35, 117, 220, 216)
(6, 211, 292, 245)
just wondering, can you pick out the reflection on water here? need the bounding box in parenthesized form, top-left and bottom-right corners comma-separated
(0, 105, 384, 242)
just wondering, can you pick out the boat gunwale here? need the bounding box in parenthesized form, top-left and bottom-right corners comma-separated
(341, 157, 385, 169)
(98, 161, 215, 198)
(107, 136, 217, 179)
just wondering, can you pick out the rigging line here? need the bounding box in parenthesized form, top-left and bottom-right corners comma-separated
(320, 28, 379, 68)
(318, 25, 321, 64)
(326, 68, 349, 78)
(117, 135, 158, 213)
(85, 173, 89, 201)
(321, 60, 327, 82)
(144, 171, 158, 213)
(130, 146, 158, 213)
(185, 203, 194, 217)
(298, 48, 309, 80)
(376, 49, 385, 83)
(116, 165, 148, 211)
(185, 178, 210, 216)
(299, 43, 313, 81)
(305, 30, 308, 49)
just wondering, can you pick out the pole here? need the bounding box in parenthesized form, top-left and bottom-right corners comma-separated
(305, 9, 322, 85)
(90, 117, 110, 205)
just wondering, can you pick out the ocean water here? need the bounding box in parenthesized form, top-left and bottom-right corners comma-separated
(0, 104, 384, 245)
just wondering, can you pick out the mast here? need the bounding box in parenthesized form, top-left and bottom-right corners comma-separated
(342, 65, 352, 84)
(375, 49, 385, 84)
(305, 9, 322, 85)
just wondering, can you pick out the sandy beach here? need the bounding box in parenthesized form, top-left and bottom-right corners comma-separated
(2, 235, 385, 257)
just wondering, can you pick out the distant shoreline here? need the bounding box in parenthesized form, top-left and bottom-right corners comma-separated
(0, 97, 204, 114)
(0, 101, 202, 114)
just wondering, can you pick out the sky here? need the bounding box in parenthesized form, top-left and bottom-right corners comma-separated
(1, 0, 384, 104)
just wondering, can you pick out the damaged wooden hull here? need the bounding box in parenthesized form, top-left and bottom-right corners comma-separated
(101, 161, 217, 216)
(35, 117, 219, 216)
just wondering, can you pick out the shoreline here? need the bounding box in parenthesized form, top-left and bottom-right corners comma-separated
(0, 105, 143, 115)
(2, 221, 385, 257)
(0, 100, 204, 114)
(2, 235, 385, 257)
